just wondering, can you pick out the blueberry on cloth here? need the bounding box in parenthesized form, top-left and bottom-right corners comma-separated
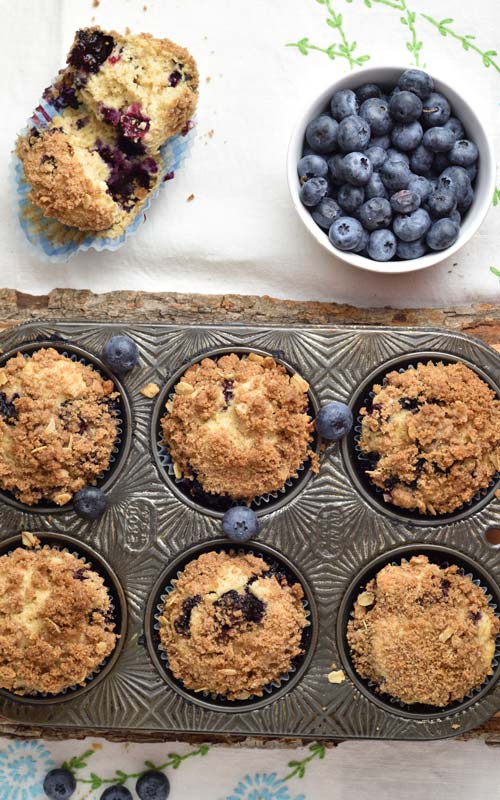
(409, 144, 434, 175)
(407, 175, 432, 201)
(396, 236, 427, 260)
(367, 229, 397, 261)
(438, 166, 471, 205)
(43, 769, 76, 800)
(297, 154, 328, 183)
(73, 486, 109, 520)
(389, 91, 423, 123)
(426, 218, 460, 251)
(330, 89, 359, 121)
(300, 177, 328, 207)
(102, 335, 139, 374)
(359, 98, 393, 136)
(356, 83, 382, 104)
(380, 158, 411, 192)
(342, 152, 373, 186)
(312, 197, 342, 229)
(305, 115, 338, 154)
(358, 198, 392, 231)
(444, 117, 465, 142)
(327, 154, 345, 185)
(329, 216, 364, 251)
(391, 121, 423, 151)
(100, 787, 133, 800)
(398, 68, 434, 99)
(136, 770, 170, 800)
(365, 145, 387, 171)
(422, 92, 451, 127)
(390, 190, 420, 215)
(365, 172, 388, 200)
(222, 507, 259, 542)
(316, 401, 353, 440)
(393, 208, 431, 242)
(422, 126, 456, 153)
(449, 139, 479, 167)
(426, 188, 457, 219)
(337, 184, 365, 213)
(337, 115, 371, 153)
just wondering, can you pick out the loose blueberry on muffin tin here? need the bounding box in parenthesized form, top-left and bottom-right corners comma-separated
(347, 555, 500, 707)
(0, 347, 120, 506)
(298, 69, 478, 261)
(358, 361, 500, 515)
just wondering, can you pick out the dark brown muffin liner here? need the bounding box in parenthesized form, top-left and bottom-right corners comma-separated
(337, 544, 500, 720)
(0, 339, 133, 514)
(144, 538, 318, 712)
(0, 532, 127, 705)
(342, 351, 500, 526)
(151, 346, 320, 518)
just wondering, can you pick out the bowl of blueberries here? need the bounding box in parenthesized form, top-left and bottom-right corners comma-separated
(288, 66, 495, 272)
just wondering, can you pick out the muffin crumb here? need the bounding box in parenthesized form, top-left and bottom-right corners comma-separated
(140, 382, 160, 398)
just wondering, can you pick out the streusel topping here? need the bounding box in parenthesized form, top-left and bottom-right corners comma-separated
(0, 348, 119, 505)
(159, 551, 308, 700)
(0, 547, 117, 695)
(160, 353, 317, 502)
(347, 555, 500, 706)
(359, 361, 500, 515)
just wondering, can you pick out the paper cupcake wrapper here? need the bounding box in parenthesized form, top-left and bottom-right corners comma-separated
(14, 95, 195, 262)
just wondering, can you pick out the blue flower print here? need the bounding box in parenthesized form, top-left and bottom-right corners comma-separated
(0, 740, 55, 800)
(226, 772, 305, 800)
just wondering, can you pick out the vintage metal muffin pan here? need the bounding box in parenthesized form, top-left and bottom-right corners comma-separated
(1, 321, 500, 741)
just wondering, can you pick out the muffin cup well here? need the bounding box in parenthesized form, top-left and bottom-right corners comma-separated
(144, 538, 318, 712)
(341, 351, 500, 526)
(0, 532, 127, 705)
(0, 339, 133, 514)
(337, 543, 500, 720)
(151, 346, 320, 518)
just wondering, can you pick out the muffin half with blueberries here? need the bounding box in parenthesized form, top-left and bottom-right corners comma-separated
(0, 347, 120, 505)
(347, 555, 500, 707)
(0, 544, 117, 695)
(160, 353, 318, 503)
(158, 550, 308, 700)
(358, 361, 500, 515)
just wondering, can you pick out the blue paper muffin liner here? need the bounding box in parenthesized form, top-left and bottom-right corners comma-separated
(14, 96, 195, 262)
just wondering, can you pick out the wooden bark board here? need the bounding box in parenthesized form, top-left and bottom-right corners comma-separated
(1, 287, 500, 746)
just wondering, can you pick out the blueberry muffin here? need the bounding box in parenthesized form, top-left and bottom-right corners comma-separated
(160, 353, 317, 502)
(0, 546, 117, 695)
(16, 27, 198, 234)
(159, 550, 308, 700)
(347, 555, 500, 707)
(0, 348, 120, 505)
(359, 361, 500, 515)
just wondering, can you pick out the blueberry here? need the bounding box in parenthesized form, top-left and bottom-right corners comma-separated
(300, 177, 328, 207)
(327, 154, 345, 185)
(380, 158, 411, 192)
(410, 144, 434, 175)
(457, 185, 474, 213)
(337, 115, 371, 153)
(422, 92, 451, 127)
(389, 91, 422, 123)
(449, 139, 479, 167)
(398, 69, 434, 99)
(408, 175, 432, 201)
(370, 134, 391, 150)
(330, 89, 359, 121)
(449, 209, 462, 226)
(368, 229, 397, 261)
(393, 208, 431, 242)
(385, 149, 409, 165)
(444, 117, 465, 141)
(433, 152, 450, 175)
(353, 228, 370, 254)
(342, 152, 373, 186)
(356, 83, 382, 104)
(396, 237, 427, 260)
(103, 335, 139, 374)
(390, 189, 420, 214)
(426, 188, 457, 219)
(359, 99, 393, 136)
(439, 166, 471, 204)
(315, 401, 353, 440)
(222, 506, 259, 542)
(311, 196, 342, 229)
(391, 121, 423, 151)
(465, 163, 478, 182)
(328, 216, 364, 251)
(358, 198, 392, 231)
(426, 218, 460, 251)
(365, 172, 388, 199)
(136, 770, 170, 800)
(43, 769, 76, 800)
(365, 145, 387, 171)
(305, 115, 339, 154)
(100, 787, 133, 800)
(422, 126, 455, 153)
(73, 486, 109, 520)
(337, 183, 365, 213)
(297, 154, 328, 183)
(68, 29, 115, 73)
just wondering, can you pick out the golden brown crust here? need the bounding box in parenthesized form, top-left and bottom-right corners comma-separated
(0, 348, 119, 505)
(0, 547, 117, 695)
(347, 555, 500, 707)
(359, 362, 500, 515)
(160, 353, 316, 502)
(159, 551, 308, 700)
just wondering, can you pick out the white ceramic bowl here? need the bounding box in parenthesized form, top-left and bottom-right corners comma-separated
(287, 65, 496, 274)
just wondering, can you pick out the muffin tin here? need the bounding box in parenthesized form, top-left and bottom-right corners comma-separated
(1, 320, 500, 741)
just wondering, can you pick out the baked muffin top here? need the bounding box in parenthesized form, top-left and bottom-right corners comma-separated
(0, 348, 119, 505)
(160, 353, 317, 502)
(159, 550, 308, 700)
(347, 555, 500, 707)
(0, 546, 117, 695)
(359, 361, 500, 515)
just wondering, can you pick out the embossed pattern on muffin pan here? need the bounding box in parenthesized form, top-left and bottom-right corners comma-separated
(1, 321, 500, 741)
